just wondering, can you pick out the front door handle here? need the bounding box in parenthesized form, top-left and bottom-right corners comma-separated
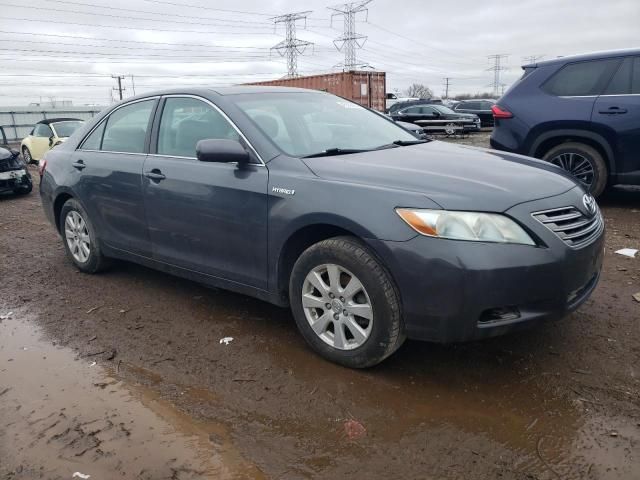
(598, 106, 628, 114)
(144, 169, 166, 182)
(72, 160, 86, 170)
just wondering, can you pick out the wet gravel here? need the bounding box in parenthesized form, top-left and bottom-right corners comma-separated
(1, 145, 639, 479)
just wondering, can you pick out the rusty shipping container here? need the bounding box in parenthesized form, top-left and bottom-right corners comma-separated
(246, 71, 386, 111)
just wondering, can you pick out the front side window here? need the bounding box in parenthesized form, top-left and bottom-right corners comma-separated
(433, 105, 456, 115)
(101, 99, 155, 154)
(542, 59, 620, 96)
(157, 97, 239, 158)
(403, 106, 422, 114)
(234, 92, 417, 157)
(51, 121, 84, 138)
(34, 124, 53, 137)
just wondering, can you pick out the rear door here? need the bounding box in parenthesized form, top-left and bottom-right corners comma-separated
(142, 95, 269, 289)
(71, 98, 157, 255)
(593, 56, 640, 179)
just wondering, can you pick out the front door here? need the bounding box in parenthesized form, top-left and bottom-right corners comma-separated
(70, 98, 157, 255)
(30, 123, 53, 161)
(592, 56, 640, 180)
(143, 96, 269, 289)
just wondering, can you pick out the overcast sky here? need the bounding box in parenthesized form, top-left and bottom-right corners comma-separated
(0, 0, 638, 106)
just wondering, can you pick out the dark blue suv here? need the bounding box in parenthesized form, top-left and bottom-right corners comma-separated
(491, 48, 640, 196)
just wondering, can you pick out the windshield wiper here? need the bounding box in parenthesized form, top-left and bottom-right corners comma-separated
(372, 139, 429, 150)
(302, 148, 369, 158)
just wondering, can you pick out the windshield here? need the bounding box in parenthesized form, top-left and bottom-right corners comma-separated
(233, 92, 417, 157)
(51, 121, 84, 137)
(433, 105, 456, 115)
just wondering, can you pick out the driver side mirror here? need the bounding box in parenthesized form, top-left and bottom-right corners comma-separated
(196, 139, 250, 166)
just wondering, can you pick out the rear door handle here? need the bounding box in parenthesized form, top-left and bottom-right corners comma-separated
(72, 160, 86, 170)
(598, 106, 627, 114)
(144, 169, 166, 182)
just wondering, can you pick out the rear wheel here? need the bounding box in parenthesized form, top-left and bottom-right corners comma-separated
(59, 199, 110, 273)
(22, 147, 32, 164)
(542, 142, 608, 197)
(289, 236, 405, 368)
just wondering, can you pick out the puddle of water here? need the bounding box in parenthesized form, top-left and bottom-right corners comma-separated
(0, 312, 263, 479)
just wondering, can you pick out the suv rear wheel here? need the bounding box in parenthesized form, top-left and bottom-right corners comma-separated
(289, 236, 405, 368)
(542, 142, 608, 197)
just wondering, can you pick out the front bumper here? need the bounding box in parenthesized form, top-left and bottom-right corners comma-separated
(367, 187, 604, 343)
(0, 168, 30, 192)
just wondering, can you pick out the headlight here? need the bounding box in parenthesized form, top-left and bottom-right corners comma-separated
(396, 208, 535, 245)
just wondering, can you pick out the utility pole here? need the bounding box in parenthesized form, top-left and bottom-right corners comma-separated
(271, 11, 314, 78)
(329, 0, 372, 71)
(111, 75, 126, 101)
(523, 54, 544, 64)
(487, 54, 508, 98)
(443, 77, 453, 99)
(130, 74, 136, 96)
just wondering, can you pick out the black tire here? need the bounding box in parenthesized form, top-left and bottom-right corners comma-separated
(542, 142, 608, 197)
(22, 146, 33, 164)
(59, 198, 110, 273)
(289, 236, 405, 368)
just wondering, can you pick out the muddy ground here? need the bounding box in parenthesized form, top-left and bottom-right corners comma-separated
(1, 135, 639, 479)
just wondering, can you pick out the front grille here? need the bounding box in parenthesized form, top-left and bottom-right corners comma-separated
(532, 206, 603, 248)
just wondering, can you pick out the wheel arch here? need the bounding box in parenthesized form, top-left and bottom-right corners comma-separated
(53, 191, 74, 234)
(529, 129, 615, 173)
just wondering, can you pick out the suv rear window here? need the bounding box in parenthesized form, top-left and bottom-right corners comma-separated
(542, 59, 620, 96)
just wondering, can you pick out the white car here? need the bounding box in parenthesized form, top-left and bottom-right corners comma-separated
(385, 93, 418, 112)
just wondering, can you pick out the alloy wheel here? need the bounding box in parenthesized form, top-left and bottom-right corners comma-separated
(64, 210, 91, 263)
(444, 123, 457, 136)
(301, 264, 373, 351)
(549, 152, 595, 189)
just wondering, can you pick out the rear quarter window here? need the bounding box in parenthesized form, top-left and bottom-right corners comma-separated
(542, 59, 621, 96)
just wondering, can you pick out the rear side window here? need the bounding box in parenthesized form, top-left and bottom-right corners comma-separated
(604, 57, 633, 95)
(101, 100, 155, 154)
(157, 97, 239, 158)
(542, 59, 620, 96)
(81, 121, 106, 150)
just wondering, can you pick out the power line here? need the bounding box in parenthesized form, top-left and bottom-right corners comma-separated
(487, 54, 508, 98)
(271, 11, 314, 78)
(523, 54, 544, 64)
(328, 0, 372, 70)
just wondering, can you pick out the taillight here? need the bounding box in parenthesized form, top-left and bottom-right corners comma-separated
(491, 104, 513, 119)
(38, 157, 47, 176)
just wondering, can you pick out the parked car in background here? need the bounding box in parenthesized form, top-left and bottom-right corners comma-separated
(385, 93, 418, 111)
(0, 126, 32, 195)
(395, 120, 429, 139)
(21, 118, 84, 164)
(454, 99, 496, 127)
(391, 103, 481, 134)
(491, 48, 640, 197)
(40, 87, 603, 368)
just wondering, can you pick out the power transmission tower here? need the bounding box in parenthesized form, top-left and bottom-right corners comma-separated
(329, 0, 372, 71)
(487, 54, 508, 98)
(523, 54, 544, 64)
(443, 77, 453, 98)
(271, 11, 314, 78)
(111, 75, 126, 101)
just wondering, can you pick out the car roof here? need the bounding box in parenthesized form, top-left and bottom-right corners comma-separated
(36, 118, 83, 125)
(524, 48, 640, 68)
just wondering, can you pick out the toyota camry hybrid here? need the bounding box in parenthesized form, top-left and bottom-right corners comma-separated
(39, 87, 604, 368)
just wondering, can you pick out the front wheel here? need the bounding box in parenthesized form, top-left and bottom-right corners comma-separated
(289, 236, 405, 368)
(542, 142, 608, 197)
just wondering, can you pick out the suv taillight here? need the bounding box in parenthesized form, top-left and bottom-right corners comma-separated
(491, 104, 513, 119)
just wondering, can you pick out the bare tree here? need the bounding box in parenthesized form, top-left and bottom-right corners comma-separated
(404, 83, 434, 99)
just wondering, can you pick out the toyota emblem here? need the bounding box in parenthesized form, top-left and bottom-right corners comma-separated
(583, 194, 597, 216)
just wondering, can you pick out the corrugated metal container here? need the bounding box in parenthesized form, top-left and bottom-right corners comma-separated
(246, 71, 386, 111)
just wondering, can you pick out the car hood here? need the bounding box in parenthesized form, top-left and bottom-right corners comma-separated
(302, 141, 579, 212)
